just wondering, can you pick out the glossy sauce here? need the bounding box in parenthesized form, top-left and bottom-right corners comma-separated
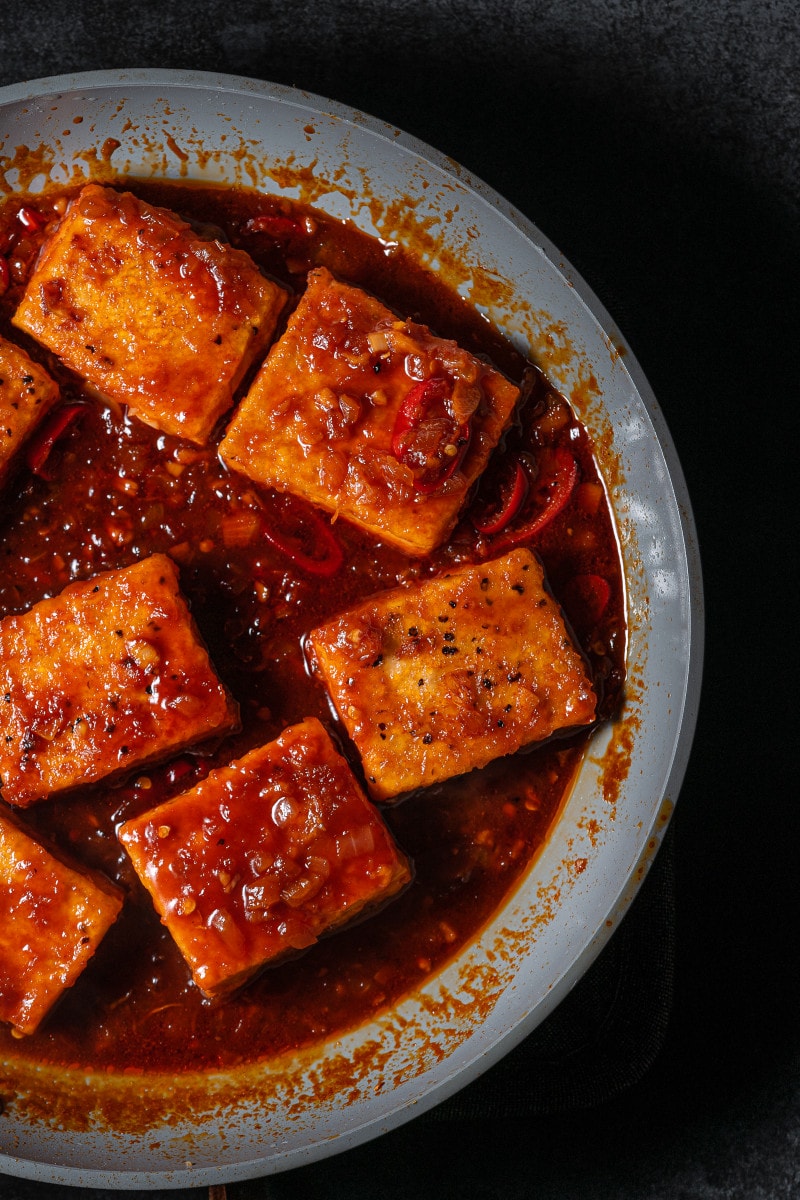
(0, 182, 625, 1071)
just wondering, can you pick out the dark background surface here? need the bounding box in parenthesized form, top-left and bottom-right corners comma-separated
(1, 1, 797, 1196)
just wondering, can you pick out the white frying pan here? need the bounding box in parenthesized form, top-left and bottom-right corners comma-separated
(0, 70, 702, 1190)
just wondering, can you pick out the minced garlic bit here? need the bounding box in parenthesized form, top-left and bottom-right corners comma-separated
(366, 330, 390, 354)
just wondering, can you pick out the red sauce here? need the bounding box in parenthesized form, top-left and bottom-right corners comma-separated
(0, 182, 625, 1071)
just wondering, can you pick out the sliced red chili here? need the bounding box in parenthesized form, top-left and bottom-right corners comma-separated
(391, 376, 471, 493)
(262, 505, 344, 578)
(391, 378, 446, 457)
(472, 456, 530, 535)
(415, 423, 471, 494)
(25, 403, 87, 479)
(245, 214, 305, 239)
(561, 573, 612, 634)
(494, 447, 578, 548)
(17, 205, 45, 233)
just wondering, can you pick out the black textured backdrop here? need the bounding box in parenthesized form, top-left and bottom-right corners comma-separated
(1, 1, 798, 1197)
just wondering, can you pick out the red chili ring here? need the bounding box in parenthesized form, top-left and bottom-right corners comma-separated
(414, 420, 472, 494)
(391, 377, 472, 494)
(262, 507, 344, 578)
(494, 448, 579, 548)
(25, 403, 87, 479)
(473, 458, 530, 535)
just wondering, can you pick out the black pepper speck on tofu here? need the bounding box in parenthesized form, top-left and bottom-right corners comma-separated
(307, 548, 597, 802)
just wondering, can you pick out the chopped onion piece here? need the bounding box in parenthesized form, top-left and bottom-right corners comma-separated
(221, 510, 262, 547)
(278, 918, 317, 950)
(336, 825, 376, 860)
(366, 330, 390, 354)
(243, 879, 282, 920)
(208, 907, 246, 954)
(305, 854, 331, 881)
(272, 796, 299, 827)
(281, 871, 326, 907)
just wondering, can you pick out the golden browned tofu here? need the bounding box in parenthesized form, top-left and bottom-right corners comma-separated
(12, 184, 288, 445)
(219, 267, 520, 555)
(307, 548, 597, 801)
(0, 335, 59, 488)
(0, 553, 238, 808)
(118, 718, 411, 999)
(0, 808, 122, 1035)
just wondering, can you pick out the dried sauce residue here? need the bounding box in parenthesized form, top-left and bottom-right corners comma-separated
(164, 133, 189, 167)
(598, 719, 634, 813)
(0, 143, 58, 195)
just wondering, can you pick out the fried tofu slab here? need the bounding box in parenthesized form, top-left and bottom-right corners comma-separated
(118, 718, 411, 999)
(0, 335, 59, 489)
(307, 548, 597, 801)
(0, 553, 238, 808)
(12, 184, 288, 445)
(0, 808, 122, 1035)
(219, 267, 520, 556)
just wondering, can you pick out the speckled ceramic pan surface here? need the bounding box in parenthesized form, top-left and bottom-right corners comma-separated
(0, 70, 703, 1190)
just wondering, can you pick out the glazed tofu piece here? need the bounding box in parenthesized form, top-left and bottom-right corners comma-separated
(12, 184, 288, 445)
(0, 553, 238, 808)
(307, 548, 597, 801)
(219, 267, 520, 556)
(0, 335, 59, 489)
(118, 717, 411, 999)
(0, 808, 122, 1035)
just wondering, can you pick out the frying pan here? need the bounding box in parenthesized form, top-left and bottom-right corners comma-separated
(0, 69, 702, 1189)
